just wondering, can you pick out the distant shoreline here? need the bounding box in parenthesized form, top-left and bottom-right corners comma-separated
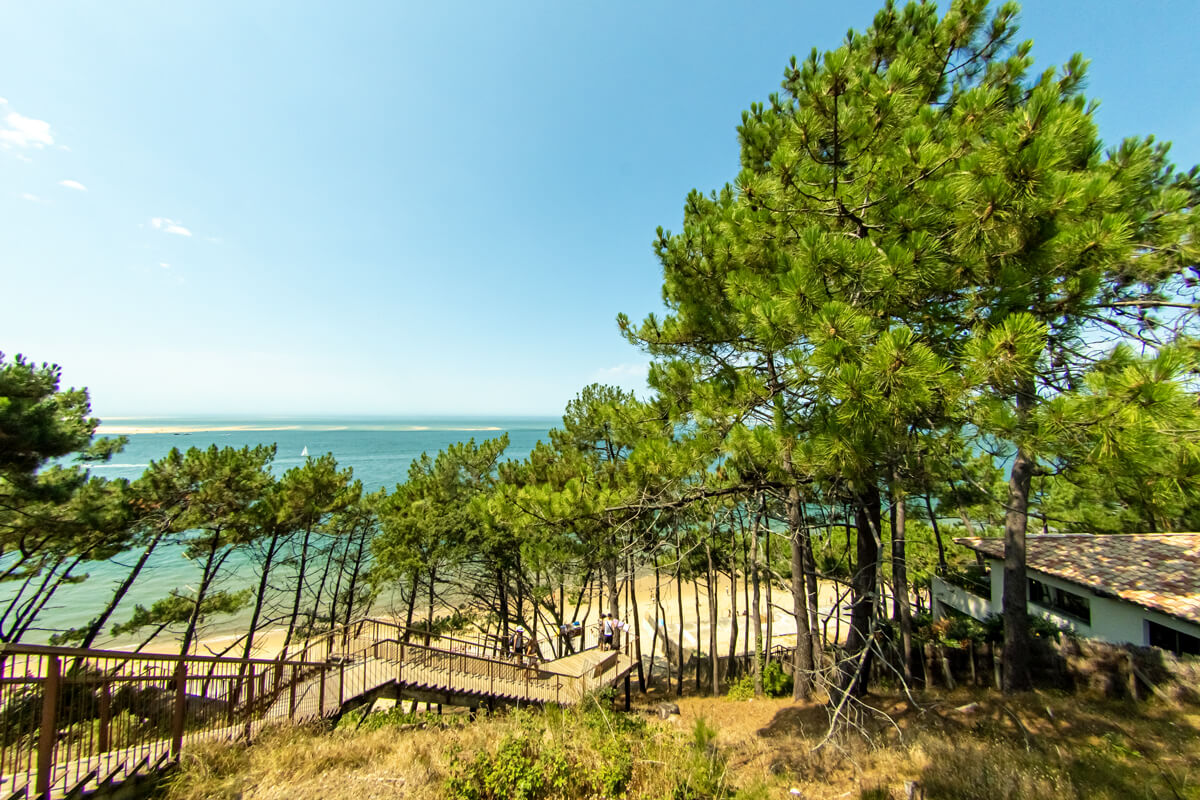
(96, 423, 507, 435)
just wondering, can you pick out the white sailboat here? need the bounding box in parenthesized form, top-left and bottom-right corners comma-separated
(300, 446, 309, 458)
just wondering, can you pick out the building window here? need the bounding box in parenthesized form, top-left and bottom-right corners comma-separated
(1028, 578, 1091, 625)
(1147, 620, 1200, 656)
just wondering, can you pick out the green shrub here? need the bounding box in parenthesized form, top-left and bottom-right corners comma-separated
(762, 661, 793, 698)
(725, 663, 792, 699)
(674, 718, 731, 800)
(444, 704, 645, 800)
(726, 674, 755, 700)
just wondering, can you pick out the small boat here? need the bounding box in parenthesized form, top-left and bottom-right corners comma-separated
(301, 446, 309, 457)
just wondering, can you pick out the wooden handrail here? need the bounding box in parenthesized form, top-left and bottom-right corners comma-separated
(0, 642, 326, 668)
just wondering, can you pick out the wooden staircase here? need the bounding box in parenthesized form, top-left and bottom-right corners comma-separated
(0, 619, 635, 799)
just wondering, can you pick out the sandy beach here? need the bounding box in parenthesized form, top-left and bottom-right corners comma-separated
(96, 423, 308, 435)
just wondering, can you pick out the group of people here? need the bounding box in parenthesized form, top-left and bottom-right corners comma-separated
(505, 612, 631, 666)
(508, 625, 539, 667)
(598, 612, 629, 651)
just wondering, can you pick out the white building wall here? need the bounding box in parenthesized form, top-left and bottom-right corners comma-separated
(937, 557, 1200, 647)
(931, 576, 992, 622)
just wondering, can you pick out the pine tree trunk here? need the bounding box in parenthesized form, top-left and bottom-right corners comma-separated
(751, 498, 763, 697)
(800, 500, 822, 663)
(498, 570, 510, 649)
(890, 470, 913, 684)
(309, 535, 337, 635)
(342, 523, 370, 629)
(926, 495, 948, 575)
(425, 567, 435, 646)
(629, 552, 646, 690)
(78, 531, 165, 650)
(693, 568, 703, 690)
(705, 540, 720, 695)
(282, 526, 313, 657)
(674, 529, 685, 697)
(242, 531, 282, 662)
(742, 519, 751, 664)
(765, 518, 773, 670)
(403, 568, 418, 643)
(328, 533, 352, 633)
(606, 555, 619, 650)
(727, 527, 739, 677)
(787, 487, 813, 699)
(653, 554, 665, 690)
(841, 486, 880, 697)
(1002, 385, 1036, 693)
(181, 537, 224, 658)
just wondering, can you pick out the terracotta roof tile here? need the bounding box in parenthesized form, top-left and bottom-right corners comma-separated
(954, 533, 1200, 625)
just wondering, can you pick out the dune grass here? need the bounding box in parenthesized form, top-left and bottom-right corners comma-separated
(161, 687, 1200, 800)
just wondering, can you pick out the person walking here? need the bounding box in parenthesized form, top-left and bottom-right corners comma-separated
(511, 626, 526, 666)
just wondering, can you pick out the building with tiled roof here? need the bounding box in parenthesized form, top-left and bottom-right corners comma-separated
(931, 533, 1200, 657)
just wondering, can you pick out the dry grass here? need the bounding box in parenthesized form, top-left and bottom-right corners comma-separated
(162, 687, 1200, 800)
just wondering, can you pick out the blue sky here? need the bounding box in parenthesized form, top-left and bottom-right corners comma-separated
(3, 1, 1198, 417)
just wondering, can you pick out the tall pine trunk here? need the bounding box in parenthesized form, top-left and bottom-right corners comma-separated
(78, 530, 165, 650)
(751, 497, 763, 696)
(693, 567, 703, 690)
(241, 530, 282, 662)
(800, 500, 822, 664)
(342, 523, 370, 629)
(674, 529, 685, 696)
(628, 552, 646, 690)
(925, 495, 948, 575)
(889, 469, 913, 684)
(765, 519, 773, 670)
(841, 486, 880, 697)
(605, 555, 619, 650)
(705, 540, 720, 695)
(180, 536, 224, 658)
(787, 486, 813, 699)
(282, 525, 313, 657)
(1002, 383, 1037, 692)
(727, 526, 739, 677)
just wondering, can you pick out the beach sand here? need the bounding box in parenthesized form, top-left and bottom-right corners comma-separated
(96, 423, 306, 435)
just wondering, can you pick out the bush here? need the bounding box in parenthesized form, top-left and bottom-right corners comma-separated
(444, 704, 646, 800)
(673, 718, 731, 800)
(762, 661, 793, 698)
(726, 674, 755, 701)
(725, 662, 792, 699)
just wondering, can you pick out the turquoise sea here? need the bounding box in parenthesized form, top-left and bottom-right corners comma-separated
(23, 417, 558, 644)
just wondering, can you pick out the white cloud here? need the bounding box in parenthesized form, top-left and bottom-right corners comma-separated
(0, 110, 54, 149)
(150, 217, 193, 237)
(58, 179, 87, 191)
(159, 262, 171, 269)
(20, 192, 43, 203)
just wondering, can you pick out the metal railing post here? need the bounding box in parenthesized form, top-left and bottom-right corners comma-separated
(171, 662, 187, 758)
(99, 681, 112, 753)
(318, 666, 326, 717)
(289, 664, 298, 721)
(36, 655, 61, 798)
(244, 666, 255, 741)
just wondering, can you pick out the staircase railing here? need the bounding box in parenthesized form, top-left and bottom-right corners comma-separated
(0, 617, 613, 798)
(0, 642, 328, 799)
